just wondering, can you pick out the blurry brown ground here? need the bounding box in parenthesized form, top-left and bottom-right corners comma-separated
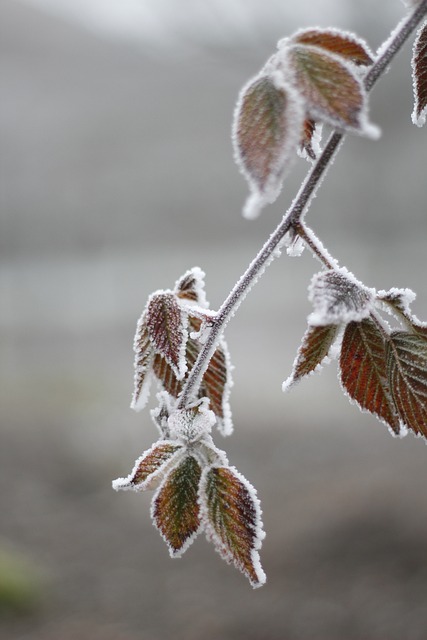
(2, 1, 427, 639)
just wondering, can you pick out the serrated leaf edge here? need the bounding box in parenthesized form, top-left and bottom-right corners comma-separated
(112, 441, 185, 492)
(198, 465, 266, 588)
(151, 454, 203, 558)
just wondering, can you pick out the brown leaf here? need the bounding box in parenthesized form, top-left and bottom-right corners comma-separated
(284, 324, 338, 390)
(300, 118, 318, 160)
(412, 22, 427, 126)
(201, 466, 266, 588)
(233, 74, 304, 217)
(293, 29, 373, 66)
(287, 44, 372, 132)
(340, 320, 400, 434)
(387, 332, 427, 438)
(152, 455, 202, 556)
(112, 442, 184, 492)
(131, 315, 155, 411)
(146, 292, 187, 378)
(175, 267, 207, 306)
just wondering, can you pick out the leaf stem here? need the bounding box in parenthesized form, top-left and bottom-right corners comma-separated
(177, 1, 427, 410)
(293, 222, 338, 270)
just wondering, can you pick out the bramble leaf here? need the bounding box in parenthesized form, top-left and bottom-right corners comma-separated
(233, 73, 304, 218)
(112, 441, 184, 492)
(412, 21, 427, 126)
(152, 317, 233, 436)
(152, 455, 202, 556)
(175, 267, 208, 307)
(340, 320, 400, 434)
(285, 44, 377, 135)
(309, 269, 373, 326)
(200, 465, 266, 588)
(292, 29, 373, 66)
(131, 315, 154, 411)
(146, 292, 188, 379)
(387, 332, 427, 438)
(378, 288, 427, 338)
(283, 323, 339, 390)
(299, 118, 319, 160)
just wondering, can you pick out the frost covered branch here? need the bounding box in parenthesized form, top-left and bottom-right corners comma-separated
(114, 0, 427, 587)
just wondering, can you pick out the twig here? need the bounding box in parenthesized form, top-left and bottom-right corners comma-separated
(177, 1, 427, 409)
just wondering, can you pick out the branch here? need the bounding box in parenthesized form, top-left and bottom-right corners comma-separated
(177, 1, 427, 409)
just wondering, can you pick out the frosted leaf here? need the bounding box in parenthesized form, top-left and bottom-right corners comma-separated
(378, 288, 427, 337)
(112, 441, 184, 492)
(146, 291, 188, 379)
(283, 43, 379, 137)
(286, 235, 305, 257)
(168, 400, 216, 444)
(339, 320, 400, 435)
(291, 28, 373, 67)
(298, 118, 323, 162)
(387, 331, 427, 439)
(233, 71, 305, 219)
(175, 266, 209, 308)
(150, 390, 175, 438)
(199, 337, 234, 437)
(283, 323, 339, 391)
(151, 454, 202, 557)
(411, 21, 427, 126)
(309, 268, 374, 326)
(131, 313, 155, 411)
(151, 317, 234, 437)
(199, 465, 266, 588)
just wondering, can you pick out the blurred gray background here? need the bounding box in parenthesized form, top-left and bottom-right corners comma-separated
(2, 0, 427, 638)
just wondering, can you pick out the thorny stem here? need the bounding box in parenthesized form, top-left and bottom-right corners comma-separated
(178, 1, 427, 409)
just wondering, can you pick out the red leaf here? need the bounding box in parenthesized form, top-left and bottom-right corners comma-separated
(286, 44, 377, 134)
(387, 332, 427, 438)
(200, 466, 266, 588)
(146, 292, 188, 379)
(340, 320, 400, 434)
(152, 455, 202, 556)
(412, 22, 427, 126)
(112, 441, 184, 492)
(293, 29, 373, 66)
(233, 74, 304, 218)
(284, 323, 338, 390)
(131, 314, 154, 411)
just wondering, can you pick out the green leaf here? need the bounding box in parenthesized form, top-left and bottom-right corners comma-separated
(286, 44, 377, 134)
(292, 29, 373, 66)
(152, 455, 202, 556)
(200, 466, 266, 588)
(283, 323, 338, 390)
(146, 292, 188, 379)
(340, 320, 400, 434)
(412, 21, 427, 126)
(387, 332, 427, 438)
(112, 441, 184, 492)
